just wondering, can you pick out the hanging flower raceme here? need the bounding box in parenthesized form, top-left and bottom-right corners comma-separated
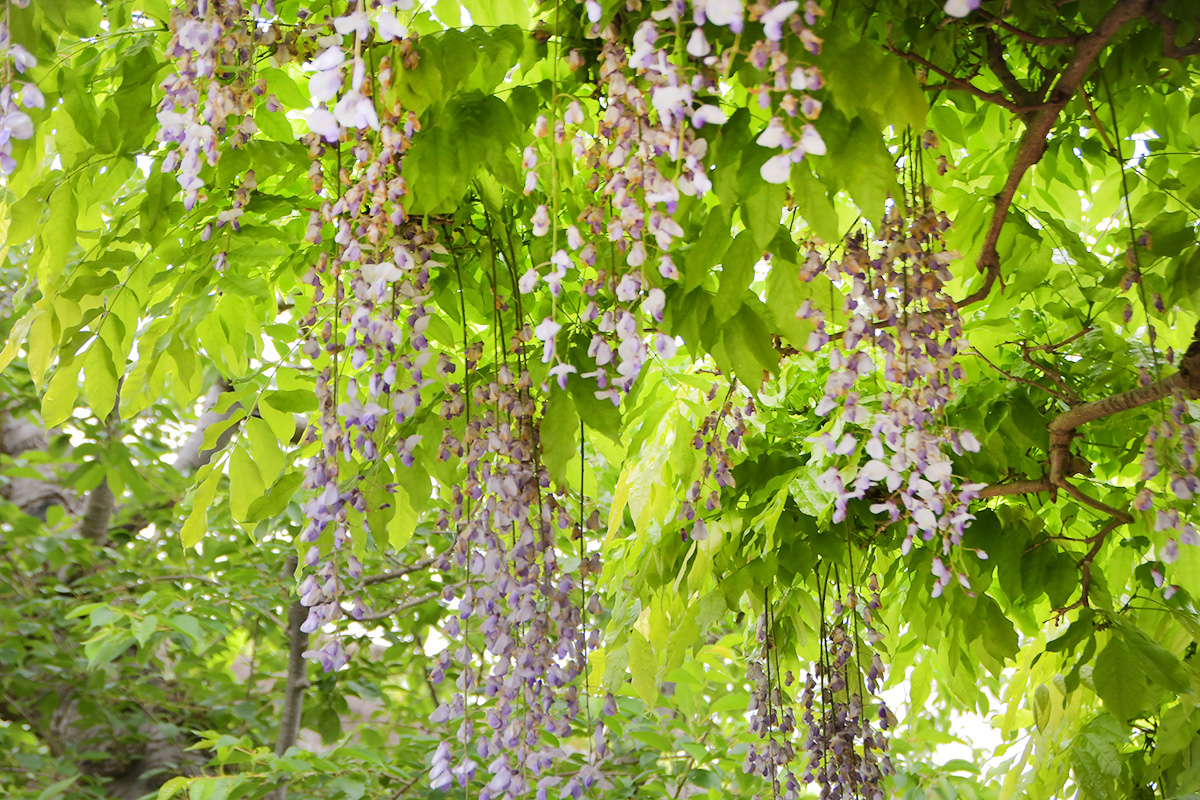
(1134, 389, 1200, 597)
(523, 0, 827, 408)
(427, 368, 607, 800)
(799, 208, 985, 594)
(678, 383, 752, 541)
(291, 6, 435, 671)
(0, 17, 39, 176)
(156, 0, 267, 210)
(744, 603, 801, 800)
(801, 574, 893, 800)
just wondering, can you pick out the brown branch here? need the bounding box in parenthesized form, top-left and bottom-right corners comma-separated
(1021, 327, 1094, 353)
(1080, 87, 1118, 155)
(973, 348, 1079, 405)
(78, 479, 115, 543)
(977, 10, 1081, 46)
(957, 0, 1155, 308)
(976, 324, 1200, 607)
(1021, 352, 1081, 404)
(984, 30, 1041, 108)
(361, 554, 439, 586)
(1147, 7, 1200, 59)
(175, 378, 239, 474)
(1047, 360, 1200, 450)
(357, 585, 458, 623)
(887, 47, 1047, 114)
(978, 478, 1051, 498)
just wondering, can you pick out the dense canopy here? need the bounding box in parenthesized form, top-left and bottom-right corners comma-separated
(1, 1, 1200, 799)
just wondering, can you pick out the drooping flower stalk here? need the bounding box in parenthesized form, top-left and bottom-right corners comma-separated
(800, 207, 985, 593)
(0, 0, 40, 176)
(1134, 391, 1200, 596)
(801, 572, 892, 800)
(744, 595, 801, 800)
(523, 1, 828, 407)
(428, 368, 605, 800)
(156, 0, 265, 211)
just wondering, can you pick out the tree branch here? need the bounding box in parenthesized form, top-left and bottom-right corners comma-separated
(269, 556, 309, 800)
(977, 10, 1081, 46)
(358, 585, 461, 623)
(958, 0, 1154, 307)
(984, 30, 1041, 108)
(978, 477, 1051, 498)
(887, 47, 1047, 114)
(1147, 7, 1200, 59)
(362, 554, 439, 586)
(976, 324, 1199, 607)
(1047, 337, 1200, 448)
(78, 479, 115, 543)
(973, 348, 1079, 405)
(174, 379, 239, 474)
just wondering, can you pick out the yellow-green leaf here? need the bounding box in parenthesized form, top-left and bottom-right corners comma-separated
(228, 445, 265, 523)
(0, 307, 37, 374)
(259, 391, 298, 441)
(387, 487, 417, 550)
(41, 362, 81, 427)
(628, 630, 657, 707)
(83, 339, 119, 422)
(245, 416, 285, 482)
(181, 466, 221, 548)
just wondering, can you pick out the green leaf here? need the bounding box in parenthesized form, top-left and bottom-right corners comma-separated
(1092, 637, 1159, 722)
(826, 117, 897, 218)
(387, 484, 418, 551)
(35, 776, 81, 800)
(540, 389, 578, 488)
(41, 363, 81, 428)
(83, 339, 119, 422)
(714, 231, 760, 322)
(228, 445, 266, 523)
(740, 181, 787, 252)
(628, 630, 657, 707)
(245, 469, 305, 522)
(41, 181, 79, 291)
(245, 416, 286, 483)
(181, 466, 221, 548)
(460, 0, 530, 28)
(135, 614, 159, 647)
(158, 777, 192, 800)
(255, 107, 295, 142)
(684, 209, 732, 291)
(0, 308, 38, 374)
(259, 66, 308, 108)
(717, 302, 778, 392)
(259, 390, 299, 442)
(1032, 684, 1051, 733)
(1069, 715, 1126, 800)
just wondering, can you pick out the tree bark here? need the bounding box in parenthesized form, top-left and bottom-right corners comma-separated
(269, 555, 310, 800)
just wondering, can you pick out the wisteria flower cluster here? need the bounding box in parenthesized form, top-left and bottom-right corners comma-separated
(156, 0, 269, 211)
(283, 1, 438, 675)
(283, 12, 612, 798)
(799, 207, 985, 594)
(523, 0, 827, 408)
(0, 12, 40, 176)
(427, 369, 607, 800)
(679, 383, 752, 542)
(744, 604, 801, 799)
(1134, 390, 1199, 595)
(800, 575, 893, 800)
(294, 92, 431, 675)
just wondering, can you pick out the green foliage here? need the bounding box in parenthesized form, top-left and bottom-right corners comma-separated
(2, 1, 1200, 800)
